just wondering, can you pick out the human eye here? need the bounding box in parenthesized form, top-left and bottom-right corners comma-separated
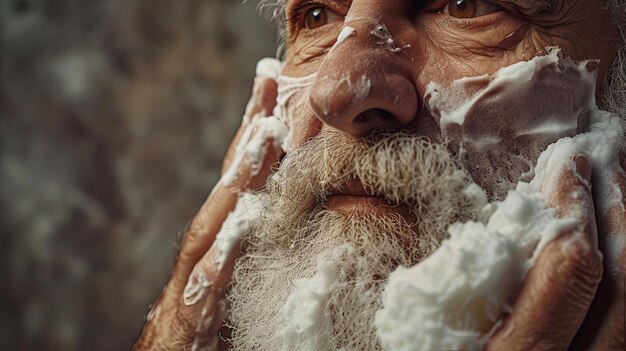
(303, 6, 342, 30)
(288, 2, 343, 32)
(443, 0, 502, 18)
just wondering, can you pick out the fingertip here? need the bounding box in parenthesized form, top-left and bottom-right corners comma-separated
(573, 153, 592, 183)
(255, 57, 283, 80)
(258, 78, 278, 115)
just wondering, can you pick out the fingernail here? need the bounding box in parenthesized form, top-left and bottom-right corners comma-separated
(572, 154, 591, 182)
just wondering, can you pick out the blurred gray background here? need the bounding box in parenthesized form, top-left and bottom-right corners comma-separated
(0, 0, 277, 349)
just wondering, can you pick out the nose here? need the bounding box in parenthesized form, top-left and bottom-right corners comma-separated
(309, 11, 419, 137)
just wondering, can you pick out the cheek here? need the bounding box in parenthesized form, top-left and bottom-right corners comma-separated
(275, 74, 321, 150)
(289, 105, 322, 149)
(424, 49, 597, 197)
(414, 19, 534, 98)
(284, 24, 342, 75)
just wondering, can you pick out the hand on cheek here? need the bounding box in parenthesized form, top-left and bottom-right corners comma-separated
(487, 154, 603, 350)
(133, 69, 281, 351)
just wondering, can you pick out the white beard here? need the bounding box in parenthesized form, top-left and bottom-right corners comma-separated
(226, 131, 485, 350)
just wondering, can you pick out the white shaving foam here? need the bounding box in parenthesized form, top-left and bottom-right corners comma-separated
(145, 304, 160, 323)
(370, 23, 410, 53)
(214, 192, 263, 269)
(255, 57, 283, 80)
(334, 26, 356, 49)
(222, 115, 288, 188)
(183, 270, 212, 306)
(426, 48, 594, 139)
(275, 245, 352, 350)
(425, 48, 600, 198)
(275, 73, 317, 150)
(190, 306, 218, 351)
(223, 58, 291, 188)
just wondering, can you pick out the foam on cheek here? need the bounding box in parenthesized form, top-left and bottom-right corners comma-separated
(425, 48, 599, 198)
(275, 73, 317, 151)
(426, 48, 596, 144)
(255, 57, 283, 80)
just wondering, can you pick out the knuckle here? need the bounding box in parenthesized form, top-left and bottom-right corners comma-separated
(167, 308, 196, 349)
(176, 229, 204, 268)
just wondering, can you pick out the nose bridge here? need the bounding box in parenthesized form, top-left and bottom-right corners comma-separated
(309, 6, 420, 137)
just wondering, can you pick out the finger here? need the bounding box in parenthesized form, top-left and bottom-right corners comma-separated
(488, 154, 602, 350)
(224, 138, 282, 192)
(153, 183, 239, 307)
(174, 77, 280, 291)
(149, 244, 236, 350)
(180, 188, 262, 346)
(544, 154, 593, 220)
(222, 77, 278, 175)
(222, 107, 287, 191)
(180, 220, 248, 350)
(599, 166, 626, 277)
(572, 167, 626, 350)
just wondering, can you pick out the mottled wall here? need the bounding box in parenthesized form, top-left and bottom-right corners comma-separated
(0, 0, 277, 349)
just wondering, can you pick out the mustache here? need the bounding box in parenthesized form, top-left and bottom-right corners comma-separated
(273, 130, 471, 204)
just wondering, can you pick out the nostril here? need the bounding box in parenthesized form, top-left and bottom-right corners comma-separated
(354, 109, 394, 125)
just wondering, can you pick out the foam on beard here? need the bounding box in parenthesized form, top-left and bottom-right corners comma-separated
(226, 131, 487, 351)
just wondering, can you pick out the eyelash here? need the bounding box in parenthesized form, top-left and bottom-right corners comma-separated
(287, 0, 325, 31)
(286, 0, 506, 34)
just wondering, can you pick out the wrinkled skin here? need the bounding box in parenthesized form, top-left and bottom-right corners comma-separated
(133, 0, 625, 350)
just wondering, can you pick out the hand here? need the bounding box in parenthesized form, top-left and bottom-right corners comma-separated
(487, 154, 625, 350)
(571, 151, 626, 350)
(132, 65, 282, 351)
(487, 154, 604, 350)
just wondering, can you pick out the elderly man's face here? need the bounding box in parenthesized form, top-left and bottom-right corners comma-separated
(282, 0, 619, 145)
(226, 1, 621, 350)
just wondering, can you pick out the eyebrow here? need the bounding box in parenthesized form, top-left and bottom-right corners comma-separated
(285, 0, 351, 10)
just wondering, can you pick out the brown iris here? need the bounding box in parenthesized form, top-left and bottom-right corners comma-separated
(449, 0, 477, 18)
(304, 7, 329, 30)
